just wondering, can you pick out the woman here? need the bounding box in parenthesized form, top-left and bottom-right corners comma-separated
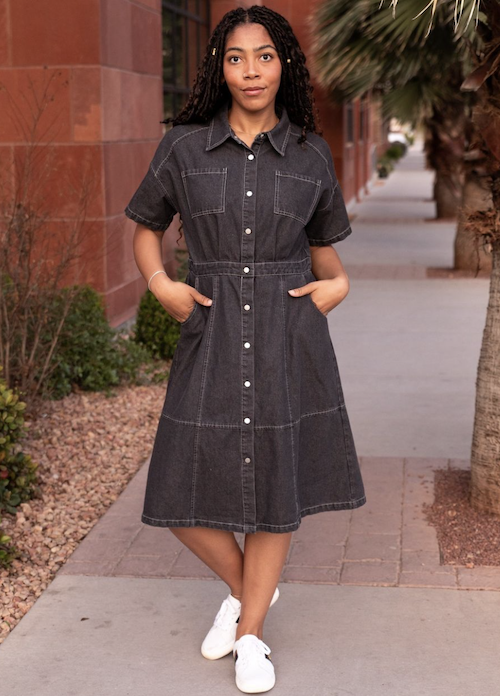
(124, 5, 366, 693)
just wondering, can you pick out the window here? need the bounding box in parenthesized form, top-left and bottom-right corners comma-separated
(162, 0, 211, 121)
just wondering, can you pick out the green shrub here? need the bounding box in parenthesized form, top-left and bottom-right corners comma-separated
(0, 365, 37, 567)
(386, 142, 407, 159)
(0, 520, 18, 568)
(42, 285, 152, 399)
(0, 365, 39, 514)
(377, 155, 394, 178)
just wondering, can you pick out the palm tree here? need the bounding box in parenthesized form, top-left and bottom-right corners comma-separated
(309, 0, 490, 270)
(384, 0, 500, 516)
(314, 0, 500, 515)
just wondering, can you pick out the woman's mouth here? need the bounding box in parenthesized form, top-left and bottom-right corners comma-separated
(243, 87, 265, 96)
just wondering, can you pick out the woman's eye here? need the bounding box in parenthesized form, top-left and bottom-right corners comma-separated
(228, 53, 273, 64)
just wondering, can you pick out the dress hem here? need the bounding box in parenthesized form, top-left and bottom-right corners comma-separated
(141, 495, 367, 534)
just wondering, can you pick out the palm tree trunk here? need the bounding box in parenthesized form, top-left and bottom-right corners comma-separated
(455, 168, 493, 273)
(468, 0, 500, 514)
(470, 235, 500, 514)
(424, 100, 466, 219)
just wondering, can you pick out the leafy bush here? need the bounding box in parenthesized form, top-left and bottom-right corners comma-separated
(0, 365, 37, 567)
(0, 365, 39, 514)
(386, 142, 407, 159)
(42, 285, 152, 399)
(377, 155, 394, 178)
(0, 522, 17, 568)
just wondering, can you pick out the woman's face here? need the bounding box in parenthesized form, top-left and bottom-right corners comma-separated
(222, 22, 282, 113)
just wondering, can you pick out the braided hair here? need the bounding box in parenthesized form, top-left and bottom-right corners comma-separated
(162, 5, 322, 142)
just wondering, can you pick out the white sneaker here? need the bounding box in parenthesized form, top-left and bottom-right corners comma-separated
(201, 586, 279, 660)
(233, 634, 276, 693)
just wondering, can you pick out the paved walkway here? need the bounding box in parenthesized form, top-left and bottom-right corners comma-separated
(1, 143, 499, 695)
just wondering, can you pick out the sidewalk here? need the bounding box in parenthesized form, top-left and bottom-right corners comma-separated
(1, 143, 499, 695)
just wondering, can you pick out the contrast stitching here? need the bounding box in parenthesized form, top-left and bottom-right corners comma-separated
(274, 171, 322, 224)
(280, 275, 300, 518)
(155, 126, 208, 175)
(142, 495, 368, 529)
(181, 167, 227, 217)
(150, 165, 177, 208)
(307, 225, 351, 244)
(289, 130, 339, 204)
(189, 256, 311, 266)
(190, 276, 218, 519)
(124, 206, 167, 230)
(161, 403, 346, 428)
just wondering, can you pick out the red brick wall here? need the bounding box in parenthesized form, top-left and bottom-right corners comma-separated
(0, 0, 169, 327)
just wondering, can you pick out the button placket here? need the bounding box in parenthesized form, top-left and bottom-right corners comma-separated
(240, 141, 260, 530)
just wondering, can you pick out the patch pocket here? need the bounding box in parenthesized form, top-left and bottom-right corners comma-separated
(302, 271, 328, 320)
(274, 171, 322, 225)
(181, 167, 227, 218)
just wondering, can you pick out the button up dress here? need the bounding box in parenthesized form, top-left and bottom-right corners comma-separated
(124, 99, 366, 534)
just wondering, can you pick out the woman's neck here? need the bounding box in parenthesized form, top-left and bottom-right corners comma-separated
(227, 102, 279, 136)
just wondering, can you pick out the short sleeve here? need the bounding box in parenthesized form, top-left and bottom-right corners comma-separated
(305, 143, 352, 247)
(124, 129, 179, 232)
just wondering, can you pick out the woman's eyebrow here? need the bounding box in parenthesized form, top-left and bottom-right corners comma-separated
(224, 44, 276, 55)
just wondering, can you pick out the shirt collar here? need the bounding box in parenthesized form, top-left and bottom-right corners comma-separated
(206, 99, 291, 157)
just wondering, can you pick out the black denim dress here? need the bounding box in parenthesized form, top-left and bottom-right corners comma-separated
(124, 99, 366, 534)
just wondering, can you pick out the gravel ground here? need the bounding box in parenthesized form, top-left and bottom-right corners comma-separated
(0, 377, 167, 645)
(423, 467, 500, 567)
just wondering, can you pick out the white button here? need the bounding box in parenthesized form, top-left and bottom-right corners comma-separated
(244, 304, 250, 310)
(259, 133, 264, 138)
(245, 228, 252, 234)
(248, 154, 254, 160)
(244, 457, 251, 463)
(246, 190, 253, 196)
(244, 381, 251, 387)
(243, 266, 250, 273)
(244, 342, 251, 348)
(244, 417, 251, 424)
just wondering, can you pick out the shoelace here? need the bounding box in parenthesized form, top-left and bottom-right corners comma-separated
(235, 636, 272, 667)
(213, 597, 239, 629)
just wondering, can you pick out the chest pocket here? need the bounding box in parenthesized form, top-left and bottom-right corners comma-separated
(181, 167, 228, 218)
(274, 170, 322, 225)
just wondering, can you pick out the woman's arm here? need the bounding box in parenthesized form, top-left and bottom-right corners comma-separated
(288, 245, 349, 316)
(132, 223, 212, 322)
(310, 245, 349, 285)
(133, 223, 170, 293)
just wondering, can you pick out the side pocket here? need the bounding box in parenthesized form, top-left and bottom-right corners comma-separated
(302, 272, 328, 320)
(179, 274, 199, 326)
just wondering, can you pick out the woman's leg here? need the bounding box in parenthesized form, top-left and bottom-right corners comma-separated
(235, 531, 293, 642)
(169, 527, 244, 598)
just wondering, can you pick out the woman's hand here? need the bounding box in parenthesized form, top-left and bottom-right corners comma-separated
(288, 275, 349, 316)
(150, 273, 213, 323)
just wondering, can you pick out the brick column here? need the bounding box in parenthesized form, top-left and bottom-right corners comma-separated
(0, 0, 168, 327)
